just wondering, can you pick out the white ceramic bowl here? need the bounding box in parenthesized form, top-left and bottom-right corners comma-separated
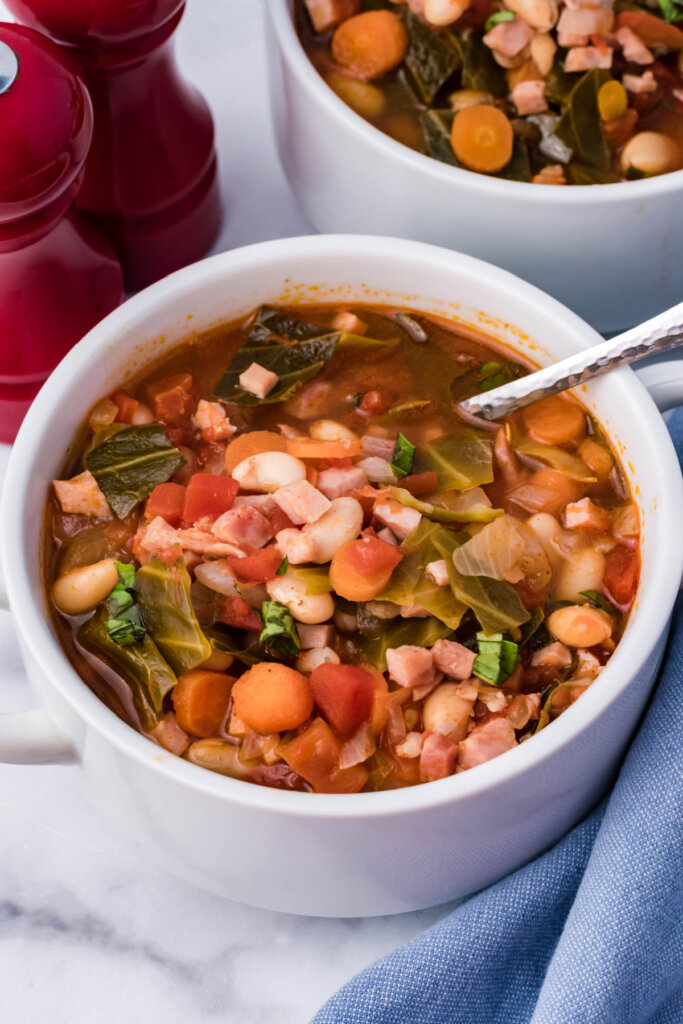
(265, 0, 683, 334)
(2, 235, 683, 917)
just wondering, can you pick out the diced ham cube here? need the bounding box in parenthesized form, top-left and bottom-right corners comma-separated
(557, 5, 613, 46)
(377, 527, 398, 546)
(151, 713, 189, 755)
(511, 80, 548, 115)
(136, 515, 180, 558)
(239, 362, 278, 399)
(275, 527, 318, 564)
(483, 17, 534, 57)
(233, 494, 278, 514)
(419, 732, 458, 781)
(374, 499, 421, 539)
(616, 26, 653, 65)
(563, 497, 611, 532)
(175, 528, 243, 557)
(191, 399, 236, 442)
(395, 732, 424, 759)
(303, 0, 360, 34)
(53, 470, 110, 517)
(317, 465, 369, 500)
(425, 559, 449, 587)
(296, 647, 340, 673)
(386, 645, 434, 688)
(298, 623, 335, 649)
(273, 479, 331, 525)
(432, 639, 476, 681)
(531, 641, 573, 669)
(576, 648, 603, 678)
(361, 434, 396, 461)
(457, 718, 517, 772)
(623, 70, 657, 93)
(212, 505, 273, 549)
(476, 686, 507, 713)
(564, 45, 613, 72)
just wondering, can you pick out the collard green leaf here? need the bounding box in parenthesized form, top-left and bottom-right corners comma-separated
(415, 430, 494, 491)
(544, 56, 581, 106)
(580, 589, 615, 615)
(514, 440, 597, 483)
(85, 425, 186, 519)
(375, 548, 424, 605)
(136, 558, 211, 674)
(499, 137, 532, 183)
(106, 562, 146, 644)
(78, 607, 175, 731)
(567, 164, 622, 186)
(450, 32, 507, 98)
(355, 616, 452, 671)
(259, 601, 300, 656)
(391, 433, 416, 478)
(404, 9, 461, 103)
(555, 68, 612, 169)
(519, 605, 546, 648)
(389, 486, 503, 523)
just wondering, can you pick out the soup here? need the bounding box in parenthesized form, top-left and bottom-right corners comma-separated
(45, 304, 639, 793)
(296, 0, 683, 183)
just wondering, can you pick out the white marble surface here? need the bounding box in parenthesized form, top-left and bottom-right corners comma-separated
(0, 2, 455, 1021)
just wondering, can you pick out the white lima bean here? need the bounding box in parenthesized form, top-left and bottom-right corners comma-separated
(547, 605, 613, 648)
(301, 497, 364, 564)
(52, 558, 119, 615)
(425, 0, 471, 26)
(231, 451, 305, 493)
(266, 574, 335, 624)
(620, 132, 678, 176)
(188, 739, 250, 777)
(309, 419, 358, 442)
(423, 684, 473, 742)
(553, 545, 605, 602)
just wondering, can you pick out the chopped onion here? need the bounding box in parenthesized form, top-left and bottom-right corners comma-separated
(357, 456, 398, 485)
(386, 702, 407, 744)
(339, 721, 377, 769)
(194, 559, 239, 596)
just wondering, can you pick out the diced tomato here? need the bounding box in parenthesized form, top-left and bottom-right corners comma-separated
(218, 596, 263, 632)
(268, 506, 296, 535)
(147, 372, 195, 425)
(182, 473, 239, 525)
(145, 482, 186, 527)
(111, 391, 139, 423)
(512, 579, 548, 611)
(343, 535, 402, 577)
(309, 663, 377, 735)
(603, 545, 640, 608)
(279, 717, 369, 793)
(227, 547, 283, 583)
(359, 390, 387, 415)
(325, 457, 353, 469)
(401, 471, 439, 496)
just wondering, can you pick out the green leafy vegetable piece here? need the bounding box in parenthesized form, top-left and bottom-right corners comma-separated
(350, 393, 364, 409)
(580, 589, 615, 614)
(519, 605, 546, 648)
(115, 562, 136, 591)
(415, 430, 494, 491)
(78, 608, 176, 731)
(389, 486, 503, 523)
(276, 556, 289, 576)
(472, 631, 519, 685)
(545, 55, 580, 106)
(555, 68, 612, 169)
(355, 616, 452, 671)
(652, 0, 683, 24)
(514, 439, 597, 483)
(450, 32, 507, 97)
(286, 566, 332, 595)
(85, 425, 186, 519)
(135, 558, 212, 674)
(203, 623, 261, 665)
(391, 433, 416, 478)
(105, 561, 146, 645)
(420, 109, 460, 166)
(478, 361, 523, 393)
(413, 572, 466, 630)
(259, 601, 300, 656)
(535, 679, 590, 733)
(567, 164, 622, 186)
(499, 137, 532, 183)
(106, 617, 146, 645)
(375, 548, 424, 605)
(403, 9, 461, 103)
(484, 9, 515, 29)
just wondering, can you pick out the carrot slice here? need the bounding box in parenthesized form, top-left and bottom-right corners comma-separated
(450, 105, 513, 174)
(286, 437, 362, 459)
(522, 395, 586, 445)
(225, 430, 287, 473)
(331, 10, 408, 81)
(171, 670, 233, 738)
(232, 663, 313, 735)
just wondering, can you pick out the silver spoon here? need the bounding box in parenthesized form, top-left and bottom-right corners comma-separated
(457, 302, 683, 422)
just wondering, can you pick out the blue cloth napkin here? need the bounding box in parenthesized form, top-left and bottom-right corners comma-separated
(313, 413, 683, 1024)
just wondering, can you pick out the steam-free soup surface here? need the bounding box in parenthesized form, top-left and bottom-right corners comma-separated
(45, 304, 639, 793)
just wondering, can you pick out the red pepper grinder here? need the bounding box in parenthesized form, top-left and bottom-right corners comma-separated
(0, 24, 124, 444)
(6, 0, 222, 291)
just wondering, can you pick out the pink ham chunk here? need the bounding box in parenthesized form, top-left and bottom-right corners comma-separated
(362, 434, 396, 461)
(557, 6, 613, 46)
(135, 516, 180, 561)
(238, 362, 278, 399)
(457, 718, 517, 772)
(374, 498, 421, 539)
(564, 45, 613, 72)
(212, 505, 273, 548)
(273, 479, 331, 525)
(303, 0, 360, 33)
(386, 645, 434, 688)
(623, 70, 657, 93)
(53, 470, 110, 517)
(483, 18, 533, 57)
(531, 641, 573, 669)
(563, 497, 611, 532)
(432, 639, 476, 681)
(151, 713, 189, 755)
(317, 465, 369, 500)
(298, 623, 335, 649)
(511, 80, 548, 115)
(616, 26, 653, 65)
(419, 732, 458, 782)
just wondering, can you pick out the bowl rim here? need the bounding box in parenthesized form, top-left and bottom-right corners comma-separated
(266, 0, 683, 202)
(3, 234, 683, 820)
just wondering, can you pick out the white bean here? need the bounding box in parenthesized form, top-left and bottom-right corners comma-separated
(187, 739, 250, 777)
(547, 605, 612, 648)
(620, 132, 678, 176)
(231, 451, 306, 493)
(131, 401, 155, 425)
(553, 546, 605, 602)
(301, 497, 364, 564)
(424, 0, 470, 26)
(296, 647, 340, 674)
(52, 558, 119, 616)
(530, 31, 557, 75)
(266, 574, 335, 624)
(309, 419, 358, 442)
(527, 513, 565, 571)
(423, 684, 473, 742)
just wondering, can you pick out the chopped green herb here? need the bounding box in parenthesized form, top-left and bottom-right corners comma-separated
(276, 556, 289, 576)
(115, 562, 136, 591)
(105, 562, 147, 645)
(652, 0, 683, 24)
(472, 631, 519, 686)
(580, 589, 615, 615)
(478, 361, 523, 393)
(391, 432, 416, 478)
(85, 425, 186, 519)
(484, 9, 514, 30)
(350, 393, 364, 409)
(106, 617, 146, 645)
(420, 109, 459, 166)
(259, 601, 300, 656)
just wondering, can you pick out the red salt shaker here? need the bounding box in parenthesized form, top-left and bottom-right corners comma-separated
(6, 0, 222, 291)
(0, 24, 124, 444)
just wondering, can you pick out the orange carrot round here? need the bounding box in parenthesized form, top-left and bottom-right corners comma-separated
(286, 436, 362, 460)
(172, 669, 233, 738)
(331, 10, 408, 81)
(225, 430, 287, 473)
(450, 104, 513, 173)
(523, 395, 586, 445)
(232, 662, 313, 735)
(330, 537, 402, 601)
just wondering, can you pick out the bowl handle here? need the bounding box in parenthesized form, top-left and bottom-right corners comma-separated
(636, 361, 683, 413)
(0, 564, 77, 765)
